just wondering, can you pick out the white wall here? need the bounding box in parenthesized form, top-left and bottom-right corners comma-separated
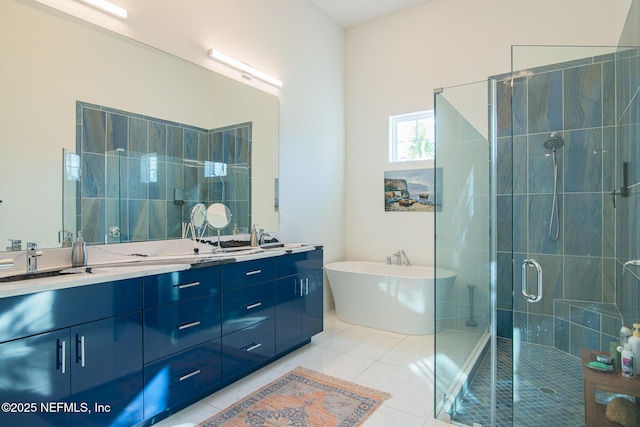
(345, 0, 624, 267)
(13, 0, 346, 309)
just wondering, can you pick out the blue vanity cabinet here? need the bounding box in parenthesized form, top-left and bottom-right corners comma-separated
(220, 318, 276, 380)
(143, 266, 221, 307)
(143, 338, 221, 419)
(143, 265, 222, 363)
(220, 258, 276, 291)
(221, 281, 275, 336)
(275, 249, 324, 354)
(0, 329, 72, 427)
(220, 258, 276, 381)
(143, 295, 222, 363)
(141, 265, 223, 420)
(0, 278, 144, 427)
(70, 312, 144, 427)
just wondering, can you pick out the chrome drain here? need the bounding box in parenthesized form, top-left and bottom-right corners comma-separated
(539, 387, 556, 395)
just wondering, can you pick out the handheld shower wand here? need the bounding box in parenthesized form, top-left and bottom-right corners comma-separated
(543, 132, 565, 242)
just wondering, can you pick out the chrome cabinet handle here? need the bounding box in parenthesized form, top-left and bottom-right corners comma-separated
(175, 281, 200, 289)
(178, 320, 201, 330)
(244, 342, 262, 352)
(179, 369, 201, 382)
(521, 258, 542, 303)
(305, 278, 309, 296)
(77, 335, 85, 367)
(246, 302, 262, 310)
(58, 340, 66, 374)
(246, 269, 262, 276)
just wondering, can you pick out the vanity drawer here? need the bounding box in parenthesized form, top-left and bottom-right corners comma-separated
(275, 248, 323, 277)
(222, 281, 275, 335)
(221, 318, 275, 380)
(143, 338, 221, 419)
(221, 258, 276, 291)
(144, 266, 220, 308)
(0, 277, 143, 344)
(144, 294, 221, 362)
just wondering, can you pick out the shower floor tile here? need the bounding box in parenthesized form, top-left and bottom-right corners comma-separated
(453, 338, 585, 427)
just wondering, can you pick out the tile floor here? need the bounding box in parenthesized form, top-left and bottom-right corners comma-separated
(152, 310, 451, 427)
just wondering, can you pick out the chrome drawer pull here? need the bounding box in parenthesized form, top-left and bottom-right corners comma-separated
(244, 343, 262, 352)
(175, 281, 200, 289)
(246, 302, 262, 310)
(246, 270, 262, 276)
(179, 369, 201, 382)
(178, 320, 201, 330)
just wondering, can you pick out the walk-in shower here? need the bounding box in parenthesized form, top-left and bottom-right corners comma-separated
(434, 45, 640, 427)
(543, 132, 564, 242)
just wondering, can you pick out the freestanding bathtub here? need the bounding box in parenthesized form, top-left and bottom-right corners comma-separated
(325, 261, 457, 335)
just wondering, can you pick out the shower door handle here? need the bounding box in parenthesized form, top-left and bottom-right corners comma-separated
(521, 259, 542, 303)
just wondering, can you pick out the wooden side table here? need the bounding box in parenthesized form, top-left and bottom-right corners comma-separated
(582, 349, 640, 426)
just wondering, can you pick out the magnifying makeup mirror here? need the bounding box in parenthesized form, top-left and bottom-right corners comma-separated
(188, 203, 208, 253)
(206, 203, 232, 252)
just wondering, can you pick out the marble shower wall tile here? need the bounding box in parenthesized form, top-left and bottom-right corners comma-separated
(563, 128, 602, 193)
(564, 63, 602, 131)
(494, 50, 640, 346)
(527, 70, 563, 135)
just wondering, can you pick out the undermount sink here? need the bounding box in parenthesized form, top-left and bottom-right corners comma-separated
(0, 267, 95, 283)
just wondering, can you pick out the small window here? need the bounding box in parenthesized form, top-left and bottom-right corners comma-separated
(389, 110, 434, 162)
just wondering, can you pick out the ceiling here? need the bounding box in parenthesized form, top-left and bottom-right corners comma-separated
(311, 0, 436, 29)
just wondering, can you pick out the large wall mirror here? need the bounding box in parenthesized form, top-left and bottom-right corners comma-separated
(0, 0, 279, 249)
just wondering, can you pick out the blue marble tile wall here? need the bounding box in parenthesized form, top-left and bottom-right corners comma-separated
(616, 48, 640, 327)
(76, 102, 252, 244)
(495, 48, 640, 356)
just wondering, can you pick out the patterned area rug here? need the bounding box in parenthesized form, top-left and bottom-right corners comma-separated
(198, 367, 391, 427)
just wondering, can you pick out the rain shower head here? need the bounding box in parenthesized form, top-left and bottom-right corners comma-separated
(543, 132, 565, 151)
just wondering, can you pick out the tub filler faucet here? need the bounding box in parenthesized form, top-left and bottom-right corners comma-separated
(387, 250, 411, 266)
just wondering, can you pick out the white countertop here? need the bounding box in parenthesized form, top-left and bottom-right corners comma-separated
(0, 264, 191, 298)
(0, 240, 318, 298)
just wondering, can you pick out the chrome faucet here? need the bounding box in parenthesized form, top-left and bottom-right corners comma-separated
(6, 239, 21, 251)
(400, 250, 411, 266)
(388, 250, 411, 266)
(259, 229, 274, 245)
(26, 242, 39, 273)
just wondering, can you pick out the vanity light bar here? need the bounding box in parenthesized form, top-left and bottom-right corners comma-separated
(80, 0, 128, 18)
(207, 49, 283, 88)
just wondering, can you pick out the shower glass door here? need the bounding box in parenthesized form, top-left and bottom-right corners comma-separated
(433, 81, 491, 423)
(507, 45, 637, 426)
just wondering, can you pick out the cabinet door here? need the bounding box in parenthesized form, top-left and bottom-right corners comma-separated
(0, 330, 71, 427)
(275, 277, 302, 354)
(70, 312, 143, 427)
(301, 269, 324, 339)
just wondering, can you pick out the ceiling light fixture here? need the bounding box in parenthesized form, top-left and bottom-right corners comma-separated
(207, 49, 282, 88)
(79, 0, 128, 18)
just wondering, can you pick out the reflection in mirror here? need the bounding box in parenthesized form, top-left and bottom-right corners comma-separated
(206, 203, 232, 252)
(1, 0, 279, 249)
(74, 102, 253, 245)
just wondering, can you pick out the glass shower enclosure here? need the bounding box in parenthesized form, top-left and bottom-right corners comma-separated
(434, 45, 640, 426)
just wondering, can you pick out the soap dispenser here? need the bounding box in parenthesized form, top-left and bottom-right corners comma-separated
(71, 231, 88, 267)
(250, 225, 258, 247)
